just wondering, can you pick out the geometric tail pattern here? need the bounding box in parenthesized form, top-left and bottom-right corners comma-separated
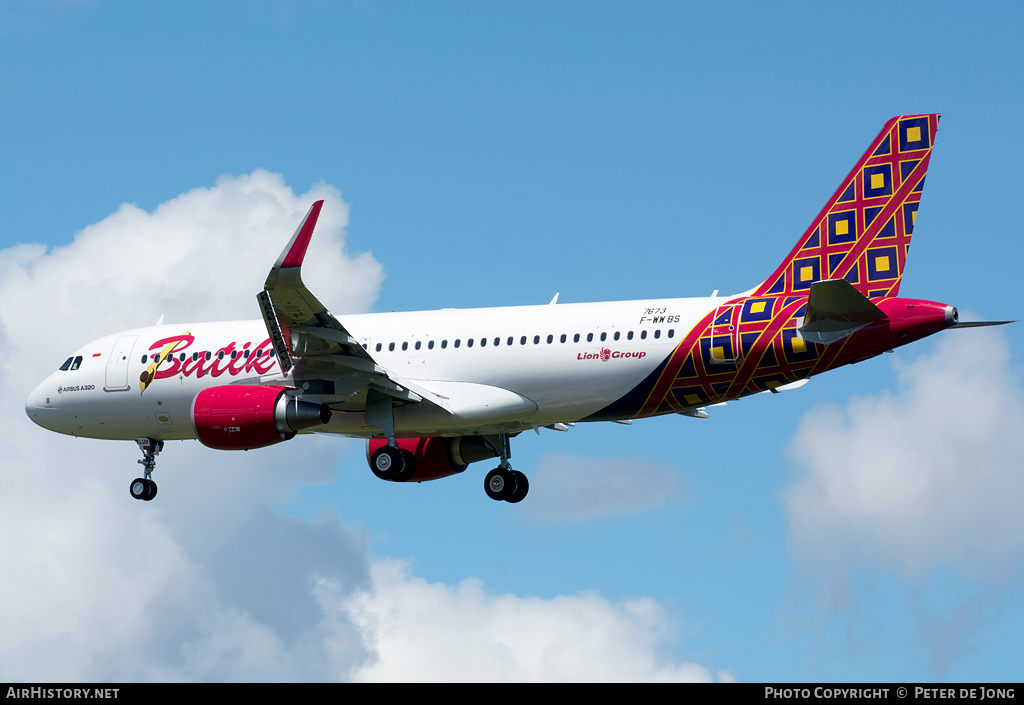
(584, 114, 944, 422)
(754, 113, 940, 299)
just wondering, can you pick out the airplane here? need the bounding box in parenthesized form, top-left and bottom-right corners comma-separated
(24, 113, 1010, 503)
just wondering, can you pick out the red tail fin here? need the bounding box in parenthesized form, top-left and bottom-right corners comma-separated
(755, 114, 940, 299)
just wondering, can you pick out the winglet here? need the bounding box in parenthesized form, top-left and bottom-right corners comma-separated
(265, 201, 324, 289)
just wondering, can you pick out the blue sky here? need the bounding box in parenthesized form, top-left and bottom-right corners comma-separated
(1, 1, 1023, 682)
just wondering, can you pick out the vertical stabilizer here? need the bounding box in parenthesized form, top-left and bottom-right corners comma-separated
(754, 114, 940, 299)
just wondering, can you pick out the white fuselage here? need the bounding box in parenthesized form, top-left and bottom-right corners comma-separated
(25, 296, 722, 441)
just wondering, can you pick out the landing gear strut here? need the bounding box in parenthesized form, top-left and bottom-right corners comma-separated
(483, 432, 528, 503)
(366, 389, 415, 482)
(130, 437, 162, 501)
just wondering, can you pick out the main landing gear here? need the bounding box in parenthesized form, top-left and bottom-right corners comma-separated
(130, 437, 162, 501)
(366, 388, 416, 482)
(484, 433, 529, 503)
(370, 442, 416, 482)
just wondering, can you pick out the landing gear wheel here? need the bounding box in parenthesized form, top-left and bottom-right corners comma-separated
(130, 478, 148, 500)
(485, 467, 516, 501)
(133, 438, 163, 502)
(370, 445, 406, 481)
(506, 471, 529, 503)
(395, 449, 417, 482)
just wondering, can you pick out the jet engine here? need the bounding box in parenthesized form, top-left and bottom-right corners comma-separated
(365, 435, 499, 482)
(192, 385, 331, 450)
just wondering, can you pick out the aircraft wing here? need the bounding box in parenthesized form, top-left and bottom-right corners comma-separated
(798, 279, 888, 345)
(258, 201, 451, 412)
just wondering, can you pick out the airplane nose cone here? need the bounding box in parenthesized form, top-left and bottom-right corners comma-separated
(25, 379, 53, 428)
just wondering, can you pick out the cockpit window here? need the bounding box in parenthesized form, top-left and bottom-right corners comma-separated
(59, 357, 73, 371)
(69, 356, 83, 371)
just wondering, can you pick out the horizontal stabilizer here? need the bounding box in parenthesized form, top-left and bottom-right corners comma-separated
(799, 279, 887, 345)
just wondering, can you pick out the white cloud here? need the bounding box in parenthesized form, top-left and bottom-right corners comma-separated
(784, 329, 1024, 579)
(782, 328, 1024, 677)
(341, 559, 723, 683)
(0, 168, 383, 385)
(0, 172, 380, 680)
(522, 454, 679, 522)
(0, 174, 723, 682)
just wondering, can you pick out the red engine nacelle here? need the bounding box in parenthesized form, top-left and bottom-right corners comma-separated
(191, 385, 331, 450)
(365, 436, 499, 482)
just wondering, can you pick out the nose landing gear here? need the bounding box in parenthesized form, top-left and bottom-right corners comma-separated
(130, 437, 162, 501)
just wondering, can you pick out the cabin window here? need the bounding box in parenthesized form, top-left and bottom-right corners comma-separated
(573, 333, 580, 343)
(442, 340, 448, 349)
(627, 331, 634, 340)
(520, 336, 527, 345)
(415, 341, 422, 350)
(613, 331, 620, 341)
(654, 330, 661, 339)
(193, 353, 199, 361)
(546, 334, 553, 344)
(587, 333, 593, 342)
(138, 356, 146, 365)
(402, 342, 408, 351)
(376, 343, 382, 352)
(61, 357, 74, 370)
(495, 337, 501, 347)
(668, 329, 675, 338)
(601, 332, 607, 342)
(362, 344, 367, 350)
(534, 335, 540, 344)
(428, 340, 434, 350)
(640, 330, 647, 340)
(70, 356, 83, 370)
(507, 337, 513, 346)
(480, 338, 486, 347)
(559, 334, 566, 343)
(468, 338, 474, 348)
(243, 350, 250, 358)
(205, 352, 212, 361)
(230, 351, 236, 359)
(389, 342, 395, 352)
(455, 339, 461, 348)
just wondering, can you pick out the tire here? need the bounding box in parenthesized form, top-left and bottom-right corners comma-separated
(371, 445, 405, 481)
(395, 449, 417, 482)
(484, 467, 515, 501)
(130, 478, 148, 500)
(144, 480, 158, 501)
(506, 471, 529, 503)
